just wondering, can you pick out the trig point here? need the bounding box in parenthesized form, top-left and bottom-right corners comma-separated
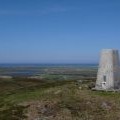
(95, 49, 120, 90)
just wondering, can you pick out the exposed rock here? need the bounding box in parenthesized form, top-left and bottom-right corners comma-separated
(54, 90, 62, 95)
(101, 102, 111, 110)
(0, 76, 12, 79)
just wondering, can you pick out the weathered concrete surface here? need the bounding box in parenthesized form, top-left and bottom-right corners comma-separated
(95, 49, 120, 90)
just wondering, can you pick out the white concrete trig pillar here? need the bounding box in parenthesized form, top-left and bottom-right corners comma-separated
(95, 49, 120, 90)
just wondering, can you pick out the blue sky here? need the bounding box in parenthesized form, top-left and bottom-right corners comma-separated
(0, 0, 120, 63)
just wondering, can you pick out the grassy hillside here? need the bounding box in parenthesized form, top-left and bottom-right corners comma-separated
(0, 76, 120, 120)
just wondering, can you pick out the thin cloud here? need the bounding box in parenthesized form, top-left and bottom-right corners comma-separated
(0, 6, 74, 16)
(0, 10, 29, 15)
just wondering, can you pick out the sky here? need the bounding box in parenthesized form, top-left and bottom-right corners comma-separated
(0, 0, 120, 63)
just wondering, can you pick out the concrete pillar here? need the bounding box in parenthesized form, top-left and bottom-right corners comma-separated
(95, 49, 120, 90)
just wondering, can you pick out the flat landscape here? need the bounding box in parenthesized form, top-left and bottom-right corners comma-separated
(0, 64, 120, 120)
